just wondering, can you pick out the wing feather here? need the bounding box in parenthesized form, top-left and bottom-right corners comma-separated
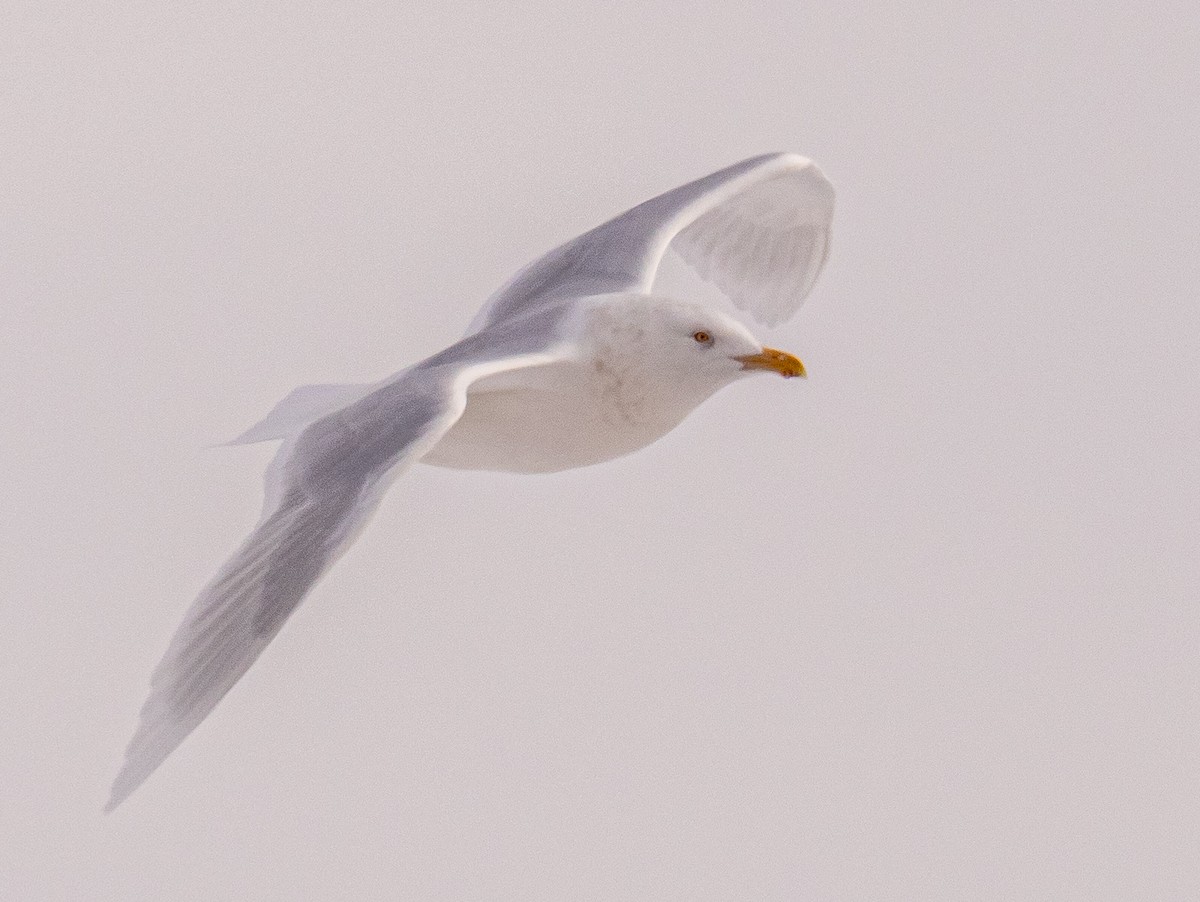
(108, 347, 563, 810)
(468, 152, 834, 332)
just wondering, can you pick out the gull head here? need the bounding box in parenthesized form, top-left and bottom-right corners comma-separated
(579, 294, 805, 398)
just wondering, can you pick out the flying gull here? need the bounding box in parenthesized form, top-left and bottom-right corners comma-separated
(107, 152, 835, 809)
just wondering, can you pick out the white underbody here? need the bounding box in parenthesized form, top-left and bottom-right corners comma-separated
(422, 354, 709, 474)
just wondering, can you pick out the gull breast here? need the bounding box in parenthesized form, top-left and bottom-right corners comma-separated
(420, 358, 684, 474)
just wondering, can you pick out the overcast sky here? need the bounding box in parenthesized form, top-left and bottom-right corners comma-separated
(3, 3, 1198, 899)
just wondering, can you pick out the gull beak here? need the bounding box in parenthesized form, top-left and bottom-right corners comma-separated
(734, 347, 807, 379)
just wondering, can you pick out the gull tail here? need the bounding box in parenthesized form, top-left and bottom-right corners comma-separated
(227, 382, 376, 445)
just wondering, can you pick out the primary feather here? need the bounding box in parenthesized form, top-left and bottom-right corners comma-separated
(467, 152, 833, 333)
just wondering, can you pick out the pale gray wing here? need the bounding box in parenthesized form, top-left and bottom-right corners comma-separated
(467, 152, 835, 333)
(107, 346, 563, 810)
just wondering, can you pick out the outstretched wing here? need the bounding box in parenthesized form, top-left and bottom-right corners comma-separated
(107, 348, 561, 810)
(468, 152, 834, 333)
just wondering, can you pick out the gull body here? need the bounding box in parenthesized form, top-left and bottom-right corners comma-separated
(108, 152, 835, 809)
(426, 294, 769, 473)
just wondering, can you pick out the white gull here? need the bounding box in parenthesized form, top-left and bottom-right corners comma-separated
(108, 151, 835, 809)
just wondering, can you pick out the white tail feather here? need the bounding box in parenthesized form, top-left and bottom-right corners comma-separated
(228, 383, 376, 445)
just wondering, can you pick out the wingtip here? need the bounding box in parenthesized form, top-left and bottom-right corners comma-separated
(104, 713, 194, 813)
(105, 748, 160, 812)
(104, 771, 140, 813)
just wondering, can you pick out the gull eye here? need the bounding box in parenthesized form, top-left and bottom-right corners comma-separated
(692, 330, 713, 345)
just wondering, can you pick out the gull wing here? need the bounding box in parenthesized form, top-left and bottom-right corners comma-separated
(468, 152, 835, 332)
(107, 346, 562, 810)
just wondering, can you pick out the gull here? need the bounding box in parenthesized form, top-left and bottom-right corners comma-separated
(107, 152, 835, 810)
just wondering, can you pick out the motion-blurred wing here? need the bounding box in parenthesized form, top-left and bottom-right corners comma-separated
(469, 152, 834, 332)
(107, 350, 560, 810)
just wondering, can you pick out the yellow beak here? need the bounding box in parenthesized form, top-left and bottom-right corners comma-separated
(734, 347, 807, 379)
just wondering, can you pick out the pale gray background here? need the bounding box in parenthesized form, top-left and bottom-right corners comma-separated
(3, 2, 1197, 899)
